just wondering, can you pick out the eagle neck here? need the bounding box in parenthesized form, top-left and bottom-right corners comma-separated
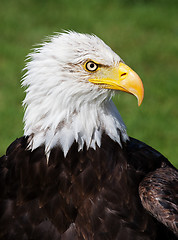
(25, 98, 128, 159)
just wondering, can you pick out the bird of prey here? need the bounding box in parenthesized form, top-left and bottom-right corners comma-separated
(0, 31, 177, 240)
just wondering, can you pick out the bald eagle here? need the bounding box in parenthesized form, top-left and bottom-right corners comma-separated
(0, 31, 177, 240)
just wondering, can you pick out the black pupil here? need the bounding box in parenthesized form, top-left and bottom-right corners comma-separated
(90, 63, 95, 68)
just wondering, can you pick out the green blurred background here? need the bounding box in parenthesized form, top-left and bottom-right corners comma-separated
(0, 0, 178, 166)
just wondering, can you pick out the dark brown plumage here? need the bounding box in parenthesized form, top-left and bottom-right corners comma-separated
(0, 31, 178, 240)
(0, 134, 177, 240)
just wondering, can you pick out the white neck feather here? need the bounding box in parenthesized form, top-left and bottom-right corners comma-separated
(23, 94, 128, 157)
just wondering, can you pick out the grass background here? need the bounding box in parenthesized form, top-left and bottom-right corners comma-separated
(0, 0, 178, 167)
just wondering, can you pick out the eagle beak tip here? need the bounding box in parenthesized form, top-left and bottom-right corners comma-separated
(137, 90, 144, 107)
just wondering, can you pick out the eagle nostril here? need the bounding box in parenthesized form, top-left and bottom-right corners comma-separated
(121, 73, 127, 77)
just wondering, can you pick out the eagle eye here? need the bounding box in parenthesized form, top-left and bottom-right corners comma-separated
(85, 61, 98, 72)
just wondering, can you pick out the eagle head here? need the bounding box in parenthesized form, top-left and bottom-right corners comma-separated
(22, 31, 144, 158)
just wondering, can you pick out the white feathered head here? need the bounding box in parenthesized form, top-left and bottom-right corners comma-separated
(22, 31, 144, 157)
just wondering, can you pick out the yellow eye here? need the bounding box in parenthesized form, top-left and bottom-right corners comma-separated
(85, 61, 98, 72)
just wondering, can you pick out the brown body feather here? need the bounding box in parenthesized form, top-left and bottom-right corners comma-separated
(0, 135, 177, 240)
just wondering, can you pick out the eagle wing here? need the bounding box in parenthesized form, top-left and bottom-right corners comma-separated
(139, 163, 178, 236)
(126, 137, 178, 237)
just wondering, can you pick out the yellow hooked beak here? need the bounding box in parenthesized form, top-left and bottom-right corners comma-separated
(88, 62, 144, 106)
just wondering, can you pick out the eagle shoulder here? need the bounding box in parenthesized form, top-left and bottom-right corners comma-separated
(139, 165, 178, 236)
